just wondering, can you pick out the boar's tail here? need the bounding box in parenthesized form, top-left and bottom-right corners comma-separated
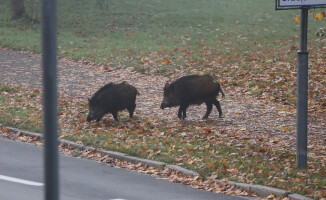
(218, 83, 225, 98)
(220, 87, 225, 98)
(213, 77, 225, 98)
(136, 89, 140, 96)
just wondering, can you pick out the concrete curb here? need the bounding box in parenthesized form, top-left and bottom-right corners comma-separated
(166, 164, 199, 177)
(0, 124, 313, 200)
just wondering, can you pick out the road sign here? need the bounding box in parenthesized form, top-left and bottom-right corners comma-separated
(276, 0, 326, 9)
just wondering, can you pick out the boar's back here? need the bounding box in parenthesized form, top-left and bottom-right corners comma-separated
(170, 75, 219, 104)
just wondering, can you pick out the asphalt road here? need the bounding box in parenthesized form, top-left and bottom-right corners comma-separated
(0, 137, 248, 200)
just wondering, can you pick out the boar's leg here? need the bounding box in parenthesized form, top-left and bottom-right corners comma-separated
(96, 113, 105, 122)
(178, 104, 189, 119)
(203, 100, 213, 119)
(112, 111, 119, 121)
(182, 106, 187, 119)
(127, 103, 136, 118)
(212, 98, 223, 118)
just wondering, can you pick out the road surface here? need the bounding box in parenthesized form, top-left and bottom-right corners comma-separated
(0, 137, 248, 200)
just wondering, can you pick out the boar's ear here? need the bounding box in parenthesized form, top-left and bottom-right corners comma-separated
(88, 98, 95, 105)
(164, 82, 172, 91)
(164, 82, 175, 92)
(164, 82, 169, 90)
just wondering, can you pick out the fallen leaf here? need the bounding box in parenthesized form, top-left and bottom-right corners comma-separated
(293, 16, 300, 23)
(315, 13, 323, 21)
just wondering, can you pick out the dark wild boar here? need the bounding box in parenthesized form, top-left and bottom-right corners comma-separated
(160, 74, 225, 119)
(87, 81, 139, 122)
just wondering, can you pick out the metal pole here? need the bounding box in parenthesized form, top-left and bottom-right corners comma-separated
(41, 0, 59, 199)
(296, 8, 309, 169)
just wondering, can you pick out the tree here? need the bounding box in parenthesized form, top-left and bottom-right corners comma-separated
(11, 0, 25, 20)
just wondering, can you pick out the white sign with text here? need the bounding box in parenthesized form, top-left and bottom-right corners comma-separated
(279, 0, 326, 7)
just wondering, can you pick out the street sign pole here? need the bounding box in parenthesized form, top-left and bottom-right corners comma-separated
(41, 0, 59, 199)
(275, 0, 326, 169)
(296, 8, 309, 169)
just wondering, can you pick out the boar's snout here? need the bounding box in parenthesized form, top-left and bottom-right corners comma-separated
(86, 115, 92, 122)
(86, 109, 96, 122)
(160, 103, 165, 110)
(160, 99, 169, 109)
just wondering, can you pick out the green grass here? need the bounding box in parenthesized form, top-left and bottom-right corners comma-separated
(0, 83, 16, 93)
(0, 84, 43, 132)
(0, 0, 324, 66)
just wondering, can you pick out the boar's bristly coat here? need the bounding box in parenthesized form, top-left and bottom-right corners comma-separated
(87, 81, 138, 122)
(160, 74, 225, 119)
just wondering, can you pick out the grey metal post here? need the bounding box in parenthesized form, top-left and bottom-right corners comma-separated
(41, 0, 59, 199)
(296, 8, 309, 169)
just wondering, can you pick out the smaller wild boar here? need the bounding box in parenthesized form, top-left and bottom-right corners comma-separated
(160, 74, 224, 119)
(87, 81, 138, 122)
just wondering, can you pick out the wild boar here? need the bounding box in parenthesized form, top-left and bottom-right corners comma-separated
(87, 81, 138, 122)
(160, 74, 224, 119)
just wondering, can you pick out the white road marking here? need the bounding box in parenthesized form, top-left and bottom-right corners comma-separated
(0, 175, 43, 186)
(109, 199, 127, 200)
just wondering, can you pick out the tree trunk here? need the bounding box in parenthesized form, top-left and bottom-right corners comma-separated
(11, 0, 25, 20)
